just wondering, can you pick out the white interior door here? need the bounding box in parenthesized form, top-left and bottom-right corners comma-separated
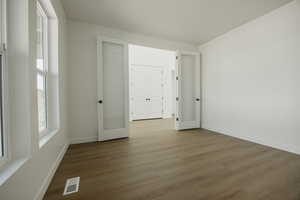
(97, 37, 129, 141)
(131, 65, 163, 120)
(175, 51, 201, 130)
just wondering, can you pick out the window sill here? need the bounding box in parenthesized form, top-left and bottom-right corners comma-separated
(0, 157, 28, 186)
(39, 129, 59, 149)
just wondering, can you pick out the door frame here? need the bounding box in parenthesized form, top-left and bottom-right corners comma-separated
(97, 38, 201, 140)
(97, 36, 129, 141)
(175, 50, 201, 130)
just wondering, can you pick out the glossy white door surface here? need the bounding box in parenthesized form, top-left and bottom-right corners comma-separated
(175, 51, 201, 130)
(97, 37, 129, 141)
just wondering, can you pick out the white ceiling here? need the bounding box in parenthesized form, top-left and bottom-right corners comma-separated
(61, 0, 292, 45)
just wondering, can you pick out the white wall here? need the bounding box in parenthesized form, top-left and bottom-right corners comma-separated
(129, 44, 176, 119)
(0, 0, 68, 199)
(67, 20, 198, 144)
(199, 1, 300, 154)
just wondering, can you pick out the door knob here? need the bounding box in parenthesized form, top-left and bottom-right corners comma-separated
(98, 100, 103, 104)
(196, 98, 200, 101)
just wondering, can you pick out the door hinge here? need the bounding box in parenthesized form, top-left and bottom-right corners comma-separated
(0, 43, 6, 52)
(176, 56, 178, 60)
(176, 97, 179, 101)
(2, 43, 6, 51)
(176, 76, 178, 80)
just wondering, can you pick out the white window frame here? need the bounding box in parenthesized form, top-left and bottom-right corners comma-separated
(36, 0, 60, 148)
(37, 1, 49, 138)
(0, 0, 8, 167)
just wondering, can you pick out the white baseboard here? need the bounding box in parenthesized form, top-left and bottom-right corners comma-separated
(71, 136, 98, 144)
(34, 143, 69, 200)
(203, 125, 300, 155)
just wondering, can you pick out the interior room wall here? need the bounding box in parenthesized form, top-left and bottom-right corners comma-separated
(199, 1, 300, 154)
(129, 44, 176, 119)
(0, 0, 68, 199)
(67, 20, 198, 144)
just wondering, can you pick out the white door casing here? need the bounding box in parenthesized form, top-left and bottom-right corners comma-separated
(175, 51, 201, 130)
(97, 37, 129, 141)
(131, 65, 164, 120)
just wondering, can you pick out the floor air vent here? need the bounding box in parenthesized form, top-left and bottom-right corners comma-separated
(63, 177, 80, 195)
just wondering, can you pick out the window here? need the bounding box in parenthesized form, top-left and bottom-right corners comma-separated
(36, 0, 60, 144)
(36, 2, 48, 135)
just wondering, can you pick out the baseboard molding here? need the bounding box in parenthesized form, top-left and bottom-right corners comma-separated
(71, 136, 98, 144)
(203, 126, 300, 155)
(34, 143, 69, 200)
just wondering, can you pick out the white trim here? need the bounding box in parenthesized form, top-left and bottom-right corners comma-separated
(37, 1, 49, 135)
(131, 63, 165, 68)
(34, 143, 69, 200)
(101, 128, 129, 141)
(97, 38, 104, 141)
(203, 126, 300, 155)
(39, 128, 59, 148)
(175, 50, 201, 130)
(0, 31, 9, 169)
(71, 136, 98, 144)
(37, 0, 60, 145)
(97, 36, 130, 142)
(176, 121, 201, 130)
(0, 0, 7, 48)
(0, 157, 28, 186)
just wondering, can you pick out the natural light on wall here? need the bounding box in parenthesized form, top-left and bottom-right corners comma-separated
(37, 2, 48, 134)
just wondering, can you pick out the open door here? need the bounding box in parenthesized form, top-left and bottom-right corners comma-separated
(175, 51, 201, 130)
(97, 37, 129, 141)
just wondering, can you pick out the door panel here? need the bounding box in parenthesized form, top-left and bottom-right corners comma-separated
(131, 65, 163, 120)
(181, 55, 196, 122)
(175, 51, 200, 130)
(98, 38, 129, 141)
(103, 42, 125, 130)
(148, 98, 163, 118)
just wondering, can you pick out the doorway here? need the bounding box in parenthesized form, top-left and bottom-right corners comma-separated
(128, 44, 176, 137)
(97, 37, 201, 141)
(129, 44, 176, 122)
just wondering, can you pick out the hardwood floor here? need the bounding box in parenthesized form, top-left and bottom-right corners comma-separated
(43, 119, 300, 200)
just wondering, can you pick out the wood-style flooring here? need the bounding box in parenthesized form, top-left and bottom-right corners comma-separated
(43, 118, 300, 200)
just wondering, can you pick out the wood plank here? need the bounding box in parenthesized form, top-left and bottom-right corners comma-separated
(43, 119, 300, 200)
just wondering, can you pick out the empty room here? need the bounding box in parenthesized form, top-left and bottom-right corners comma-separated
(0, 0, 300, 200)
